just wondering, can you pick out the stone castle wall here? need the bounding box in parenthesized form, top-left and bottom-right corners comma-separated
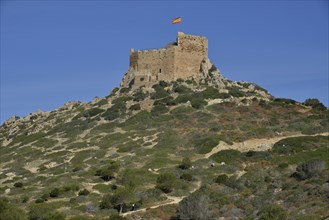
(121, 32, 208, 88)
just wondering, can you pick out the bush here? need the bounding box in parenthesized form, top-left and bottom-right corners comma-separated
(177, 193, 214, 220)
(215, 174, 229, 184)
(159, 80, 169, 87)
(78, 189, 90, 196)
(119, 87, 130, 94)
(14, 182, 23, 188)
(95, 161, 120, 181)
(0, 197, 28, 220)
(210, 149, 241, 163)
(43, 211, 66, 220)
(21, 196, 29, 203)
(0, 206, 28, 220)
(273, 136, 328, 154)
(133, 90, 147, 102)
(151, 85, 169, 99)
(228, 86, 245, 97)
(304, 98, 326, 111)
(202, 87, 221, 99)
(180, 173, 193, 182)
(191, 98, 207, 109)
(274, 98, 297, 105)
(292, 159, 326, 180)
(179, 157, 192, 170)
(151, 105, 169, 116)
(156, 173, 176, 193)
(82, 108, 105, 118)
(153, 96, 176, 106)
(195, 136, 220, 154)
(49, 188, 60, 198)
(35, 198, 45, 203)
(108, 87, 119, 97)
(173, 85, 192, 94)
(258, 205, 287, 220)
(129, 104, 141, 111)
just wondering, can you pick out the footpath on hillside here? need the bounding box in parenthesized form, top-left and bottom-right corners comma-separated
(203, 132, 329, 159)
(122, 181, 201, 217)
(122, 132, 328, 216)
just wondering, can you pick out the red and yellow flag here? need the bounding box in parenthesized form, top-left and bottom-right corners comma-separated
(172, 17, 182, 24)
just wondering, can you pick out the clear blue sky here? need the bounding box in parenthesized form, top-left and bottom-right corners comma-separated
(1, 1, 328, 123)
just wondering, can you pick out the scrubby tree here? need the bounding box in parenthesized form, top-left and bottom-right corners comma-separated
(304, 98, 326, 111)
(100, 186, 136, 214)
(14, 182, 23, 188)
(49, 188, 60, 198)
(215, 174, 229, 184)
(177, 192, 214, 220)
(258, 205, 287, 220)
(180, 173, 193, 182)
(156, 173, 176, 193)
(95, 161, 120, 181)
(179, 157, 192, 170)
(78, 189, 90, 196)
(292, 159, 326, 180)
(0, 197, 28, 220)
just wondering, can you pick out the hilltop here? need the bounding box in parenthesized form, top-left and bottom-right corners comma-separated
(0, 33, 328, 220)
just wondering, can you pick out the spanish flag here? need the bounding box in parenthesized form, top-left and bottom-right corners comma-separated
(172, 17, 182, 24)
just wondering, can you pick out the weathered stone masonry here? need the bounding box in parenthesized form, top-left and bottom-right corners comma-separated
(121, 32, 209, 88)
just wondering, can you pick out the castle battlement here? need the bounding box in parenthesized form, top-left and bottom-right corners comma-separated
(121, 32, 209, 88)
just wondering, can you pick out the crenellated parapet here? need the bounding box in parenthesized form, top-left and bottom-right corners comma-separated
(121, 32, 210, 88)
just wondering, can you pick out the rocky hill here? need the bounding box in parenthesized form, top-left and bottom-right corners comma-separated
(0, 64, 328, 219)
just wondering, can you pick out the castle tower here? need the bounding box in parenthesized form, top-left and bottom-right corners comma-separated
(121, 32, 209, 88)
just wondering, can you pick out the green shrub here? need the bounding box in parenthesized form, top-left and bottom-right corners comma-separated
(292, 159, 326, 180)
(151, 85, 169, 99)
(0, 205, 27, 220)
(154, 96, 176, 106)
(273, 136, 328, 154)
(210, 149, 241, 163)
(95, 161, 120, 181)
(177, 193, 214, 220)
(179, 157, 192, 170)
(180, 173, 193, 181)
(129, 104, 141, 111)
(278, 163, 289, 169)
(78, 189, 90, 196)
(195, 136, 220, 154)
(202, 87, 221, 99)
(274, 98, 297, 105)
(14, 182, 23, 188)
(159, 80, 169, 87)
(156, 173, 176, 193)
(43, 211, 66, 220)
(228, 86, 245, 97)
(304, 98, 326, 111)
(133, 90, 147, 101)
(258, 205, 287, 220)
(93, 98, 108, 107)
(151, 105, 169, 116)
(173, 85, 192, 94)
(82, 108, 105, 118)
(107, 87, 119, 98)
(49, 188, 60, 198)
(119, 87, 130, 94)
(21, 196, 29, 203)
(191, 98, 207, 109)
(215, 174, 229, 184)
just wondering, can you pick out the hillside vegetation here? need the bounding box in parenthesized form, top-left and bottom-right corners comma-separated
(0, 77, 328, 220)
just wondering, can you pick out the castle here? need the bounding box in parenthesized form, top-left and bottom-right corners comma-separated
(121, 32, 210, 88)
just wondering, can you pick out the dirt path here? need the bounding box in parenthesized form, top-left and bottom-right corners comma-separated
(122, 181, 201, 217)
(204, 132, 329, 159)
